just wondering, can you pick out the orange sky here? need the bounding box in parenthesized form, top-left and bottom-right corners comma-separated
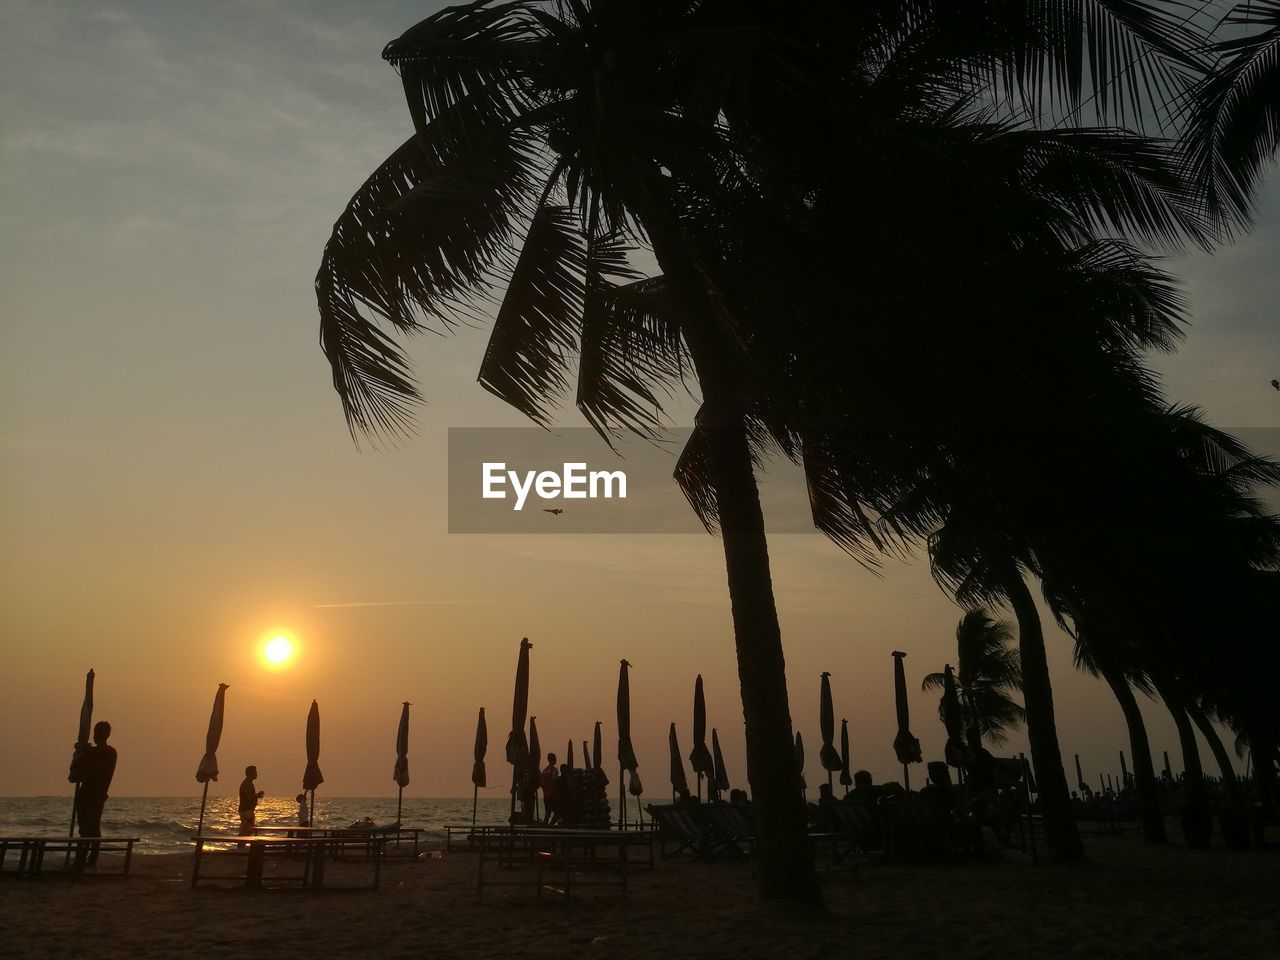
(2, 1, 1277, 799)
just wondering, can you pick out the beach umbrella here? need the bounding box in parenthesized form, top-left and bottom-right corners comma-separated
(818, 672, 842, 791)
(67, 668, 95, 842)
(941, 665, 967, 769)
(505, 638, 533, 812)
(526, 716, 542, 821)
(669, 723, 689, 799)
(303, 700, 324, 824)
(1163, 750, 1173, 781)
(528, 716, 541, 772)
(795, 731, 806, 797)
(617, 659, 639, 827)
(393, 701, 411, 827)
(839, 719, 853, 790)
(711, 728, 730, 798)
(891, 651, 922, 789)
(567, 739, 575, 770)
(584, 739, 591, 771)
(470, 707, 487, 829)
(195, 682, 229, 835)
(1119, 750, 1129, 788)
(689, 675, 714, 799)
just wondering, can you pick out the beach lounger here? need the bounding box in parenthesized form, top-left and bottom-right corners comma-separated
(703, 803, 755, 854)
(645, 804, 741, 861)
(817, 799, 883, 859)
(879, 797, 950, 860)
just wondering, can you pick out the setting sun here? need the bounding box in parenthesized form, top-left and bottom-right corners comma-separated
(262, 634, 295, 668)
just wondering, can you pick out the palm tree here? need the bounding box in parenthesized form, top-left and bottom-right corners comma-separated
(923, 610, 1025, 747)
(315, 0, 1212, 887)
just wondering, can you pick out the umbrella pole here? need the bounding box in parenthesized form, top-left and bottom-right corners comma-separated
(471, 784, 478, 831)
(696, 772, 702, 802)
(636, 794, 644, 827)
(903, 763, 911, 792)
(827, 770, 833, 795)
(309, 789, 316, 828)
(397, 784, 403, 830)
(618, 765, 625, 830)
(197, 781, 210, 836)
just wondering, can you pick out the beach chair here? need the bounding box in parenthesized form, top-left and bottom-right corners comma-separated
(646, 804, 737, 861)
(702, 803, 755, 855)
(817, 799, 884, 860)
(879, 797, 949, 860)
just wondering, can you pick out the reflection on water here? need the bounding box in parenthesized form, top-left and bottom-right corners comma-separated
(0, 796, 514, 853)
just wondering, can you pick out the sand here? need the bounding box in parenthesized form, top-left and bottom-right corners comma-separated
(2, 831, 1277, 959)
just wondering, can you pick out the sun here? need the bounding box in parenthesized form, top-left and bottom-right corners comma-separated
(261, 634, 296, 669)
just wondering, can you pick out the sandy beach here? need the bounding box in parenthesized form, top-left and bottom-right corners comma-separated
(3, 832, 1277, 959)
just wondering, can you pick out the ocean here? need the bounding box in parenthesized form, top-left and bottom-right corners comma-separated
(0, 795, 515, 853)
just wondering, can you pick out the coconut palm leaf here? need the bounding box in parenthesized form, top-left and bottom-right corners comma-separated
(1180, 1, 1280, 230)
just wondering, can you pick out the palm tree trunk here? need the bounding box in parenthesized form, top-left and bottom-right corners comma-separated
(646, 217, 821, 904)
(1096, 663, 1166, 843)
(1151, 674, 1211, 848)
(1187, 705, 1241, 802)
(1004, 571, 1085, 862)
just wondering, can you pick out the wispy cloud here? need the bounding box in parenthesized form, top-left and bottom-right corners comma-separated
(312, 599, 496, 609)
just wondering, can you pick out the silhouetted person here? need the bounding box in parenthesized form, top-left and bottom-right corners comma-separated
(239, 765, 263, 836)
(540, 753, 560, 825)
(70, 720, 117, 866)
(818, 783, 834, 802)
(296, 793, 309, 826)
(729, 788, 750, 807)
(848, 769, 878, 802)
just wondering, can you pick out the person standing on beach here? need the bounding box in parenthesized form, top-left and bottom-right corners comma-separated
(70, 720, 117, 866)
(540, 753, 559, 825)
(238, 766, 264, 836)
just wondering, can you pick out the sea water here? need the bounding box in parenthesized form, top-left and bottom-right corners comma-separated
(0, 796, 514, 853)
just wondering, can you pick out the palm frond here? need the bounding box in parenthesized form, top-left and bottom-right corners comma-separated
(317, 128, 540, 438)
(477, 203, 587, 422)
(1179, 1, 1280, 231)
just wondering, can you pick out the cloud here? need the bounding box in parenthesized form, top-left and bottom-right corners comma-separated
(312, 599, 496, 609)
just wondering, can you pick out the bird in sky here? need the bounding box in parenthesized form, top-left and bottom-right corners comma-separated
(542, 508, 564, 516)
(1271, 379, 1279, 391)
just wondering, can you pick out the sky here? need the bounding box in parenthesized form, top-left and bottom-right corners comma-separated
(2, 1, 1277, 800)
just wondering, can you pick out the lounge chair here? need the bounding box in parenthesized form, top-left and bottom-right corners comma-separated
(646, 804, 741, 861)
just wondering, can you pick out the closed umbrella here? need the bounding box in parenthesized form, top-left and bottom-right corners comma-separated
(891, 651, 922, 790)
(1119, 750, 1129, 788)
(689, 675, 714, 799)
(1075, 753, 1086, 792)
(471, 707, 487, 829)
(795, 731, 806, 797)
(711, 729, 730, 799)
(527, 715, 541, 821)
(941, 665, 967, 768)
(393, 702, 410, 827)
(505, 638, 532, 821)
(1163, 750, 1173, 781)
(617, 659, 639, 827)
(584, 739, 591, 771)
(67, 669, 95, 842)
(669, 723, 689, 800)
(592, 721, 608, 782)
(303, 700, 324, 825)
(839, 719, 853, 791)
(818, 672, 842, 792)
(567, 739, 575, 771)
(195, 682, 229, 835)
